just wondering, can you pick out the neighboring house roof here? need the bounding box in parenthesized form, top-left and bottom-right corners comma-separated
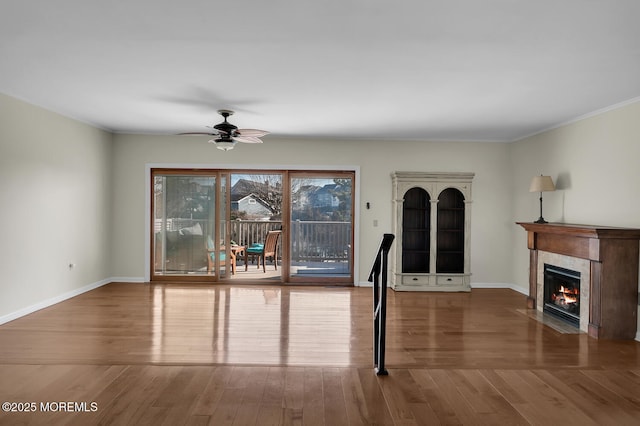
(231, 179, 271, 198)
(231, 193, 274, 214)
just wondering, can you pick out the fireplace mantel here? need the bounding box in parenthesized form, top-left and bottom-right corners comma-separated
(517, 222, 640, 339)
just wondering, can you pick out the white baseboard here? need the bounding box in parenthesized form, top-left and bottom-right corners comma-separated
(0, 278, 111, 326)
(109, 277, 146, 283)
(636, 331, 640, 343)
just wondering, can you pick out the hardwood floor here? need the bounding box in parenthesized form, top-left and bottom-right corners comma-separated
(0, 283, 639, 425)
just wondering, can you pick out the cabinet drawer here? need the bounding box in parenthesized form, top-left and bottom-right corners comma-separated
(402, 275, 431, 285)
(436, 275, 465, 286)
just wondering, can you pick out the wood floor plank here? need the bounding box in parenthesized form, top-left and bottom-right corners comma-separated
(191, 366, 233, 416)
(446, 369, 528, 425)
(233, 367, 269, 425)
(340, 368, 393, 425)
(126, 366, 185, 426)
(408, 368, 462, 425)
(282, 367, 305, 425)
(356, 369, 396, 425)
(487, 370, 558, 426)
(532, 369, 640, 425)
(377, 369, 422, 425)
(322, 368, 350, 426)
(87, 365, 145, 425)
(262, 367, 286, 406)
(302, 368, 325, 426)
(208, 387, 245, 426)
(254, 367, 287, 425)
(232, 402, 261, 426)
(494, 370, 600, 426)
(88, 365, 160, 425)
(579, 370, 640, 413)
(184, 415, 211, 426)
(426, 369, 486, 426)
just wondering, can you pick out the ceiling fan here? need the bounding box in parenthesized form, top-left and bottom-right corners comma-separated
(180, 109, 269, 151)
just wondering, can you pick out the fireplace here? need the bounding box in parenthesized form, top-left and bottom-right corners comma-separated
(543, 264, 580, 327)
(517, 222, 640, 340)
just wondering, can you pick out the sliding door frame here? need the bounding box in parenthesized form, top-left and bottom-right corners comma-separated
(149, 168, 231, 282)
(287, 170, 356, 284)
(144, 164, 360, 285)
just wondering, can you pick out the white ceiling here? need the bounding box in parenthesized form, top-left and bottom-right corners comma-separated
(2, 1, 640, 142)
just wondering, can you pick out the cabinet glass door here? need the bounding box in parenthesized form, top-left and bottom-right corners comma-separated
(402, 187, 431, 273)
(436, 188, 465, 273)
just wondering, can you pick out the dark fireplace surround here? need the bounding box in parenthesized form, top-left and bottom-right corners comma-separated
(517, 222, 640, 340)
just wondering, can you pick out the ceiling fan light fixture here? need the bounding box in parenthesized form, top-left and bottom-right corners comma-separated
(182, 109, 268, 151)
(210, 138, 236, 151)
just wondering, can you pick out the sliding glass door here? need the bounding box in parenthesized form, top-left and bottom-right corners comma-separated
(152, 170, 231, 281)
(151, 169, 354, 284)
(289, 172, 354, 282)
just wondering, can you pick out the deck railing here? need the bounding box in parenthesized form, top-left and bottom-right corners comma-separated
(229, 220, 283, 247)
(156, 219, 351, 263)
(289, 220, 351, 262)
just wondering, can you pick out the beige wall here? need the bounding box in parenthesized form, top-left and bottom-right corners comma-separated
(509, 100, 640, 336)
(111, 134, 514, 286)
(0, 93, 113, 321)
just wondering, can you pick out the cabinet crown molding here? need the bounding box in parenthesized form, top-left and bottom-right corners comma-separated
(391, 171, 475, 181)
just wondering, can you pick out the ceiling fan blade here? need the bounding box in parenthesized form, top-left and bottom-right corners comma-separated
(206, 125, 229, 135)
(233, 136, 264, 144)
(236, 128, 269, 137)
(178, 132, 218, 136)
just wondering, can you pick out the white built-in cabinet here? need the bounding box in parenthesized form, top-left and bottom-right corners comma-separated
(391, 172, 474, 291)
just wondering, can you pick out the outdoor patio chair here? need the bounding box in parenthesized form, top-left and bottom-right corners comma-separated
(245, 230, 281, 272)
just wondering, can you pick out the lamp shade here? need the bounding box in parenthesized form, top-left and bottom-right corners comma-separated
(529, 175, 555, 192)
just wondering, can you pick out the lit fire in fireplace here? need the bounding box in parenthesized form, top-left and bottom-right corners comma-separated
(543, 264, 581, 326)
(551, 285, 579, 307)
